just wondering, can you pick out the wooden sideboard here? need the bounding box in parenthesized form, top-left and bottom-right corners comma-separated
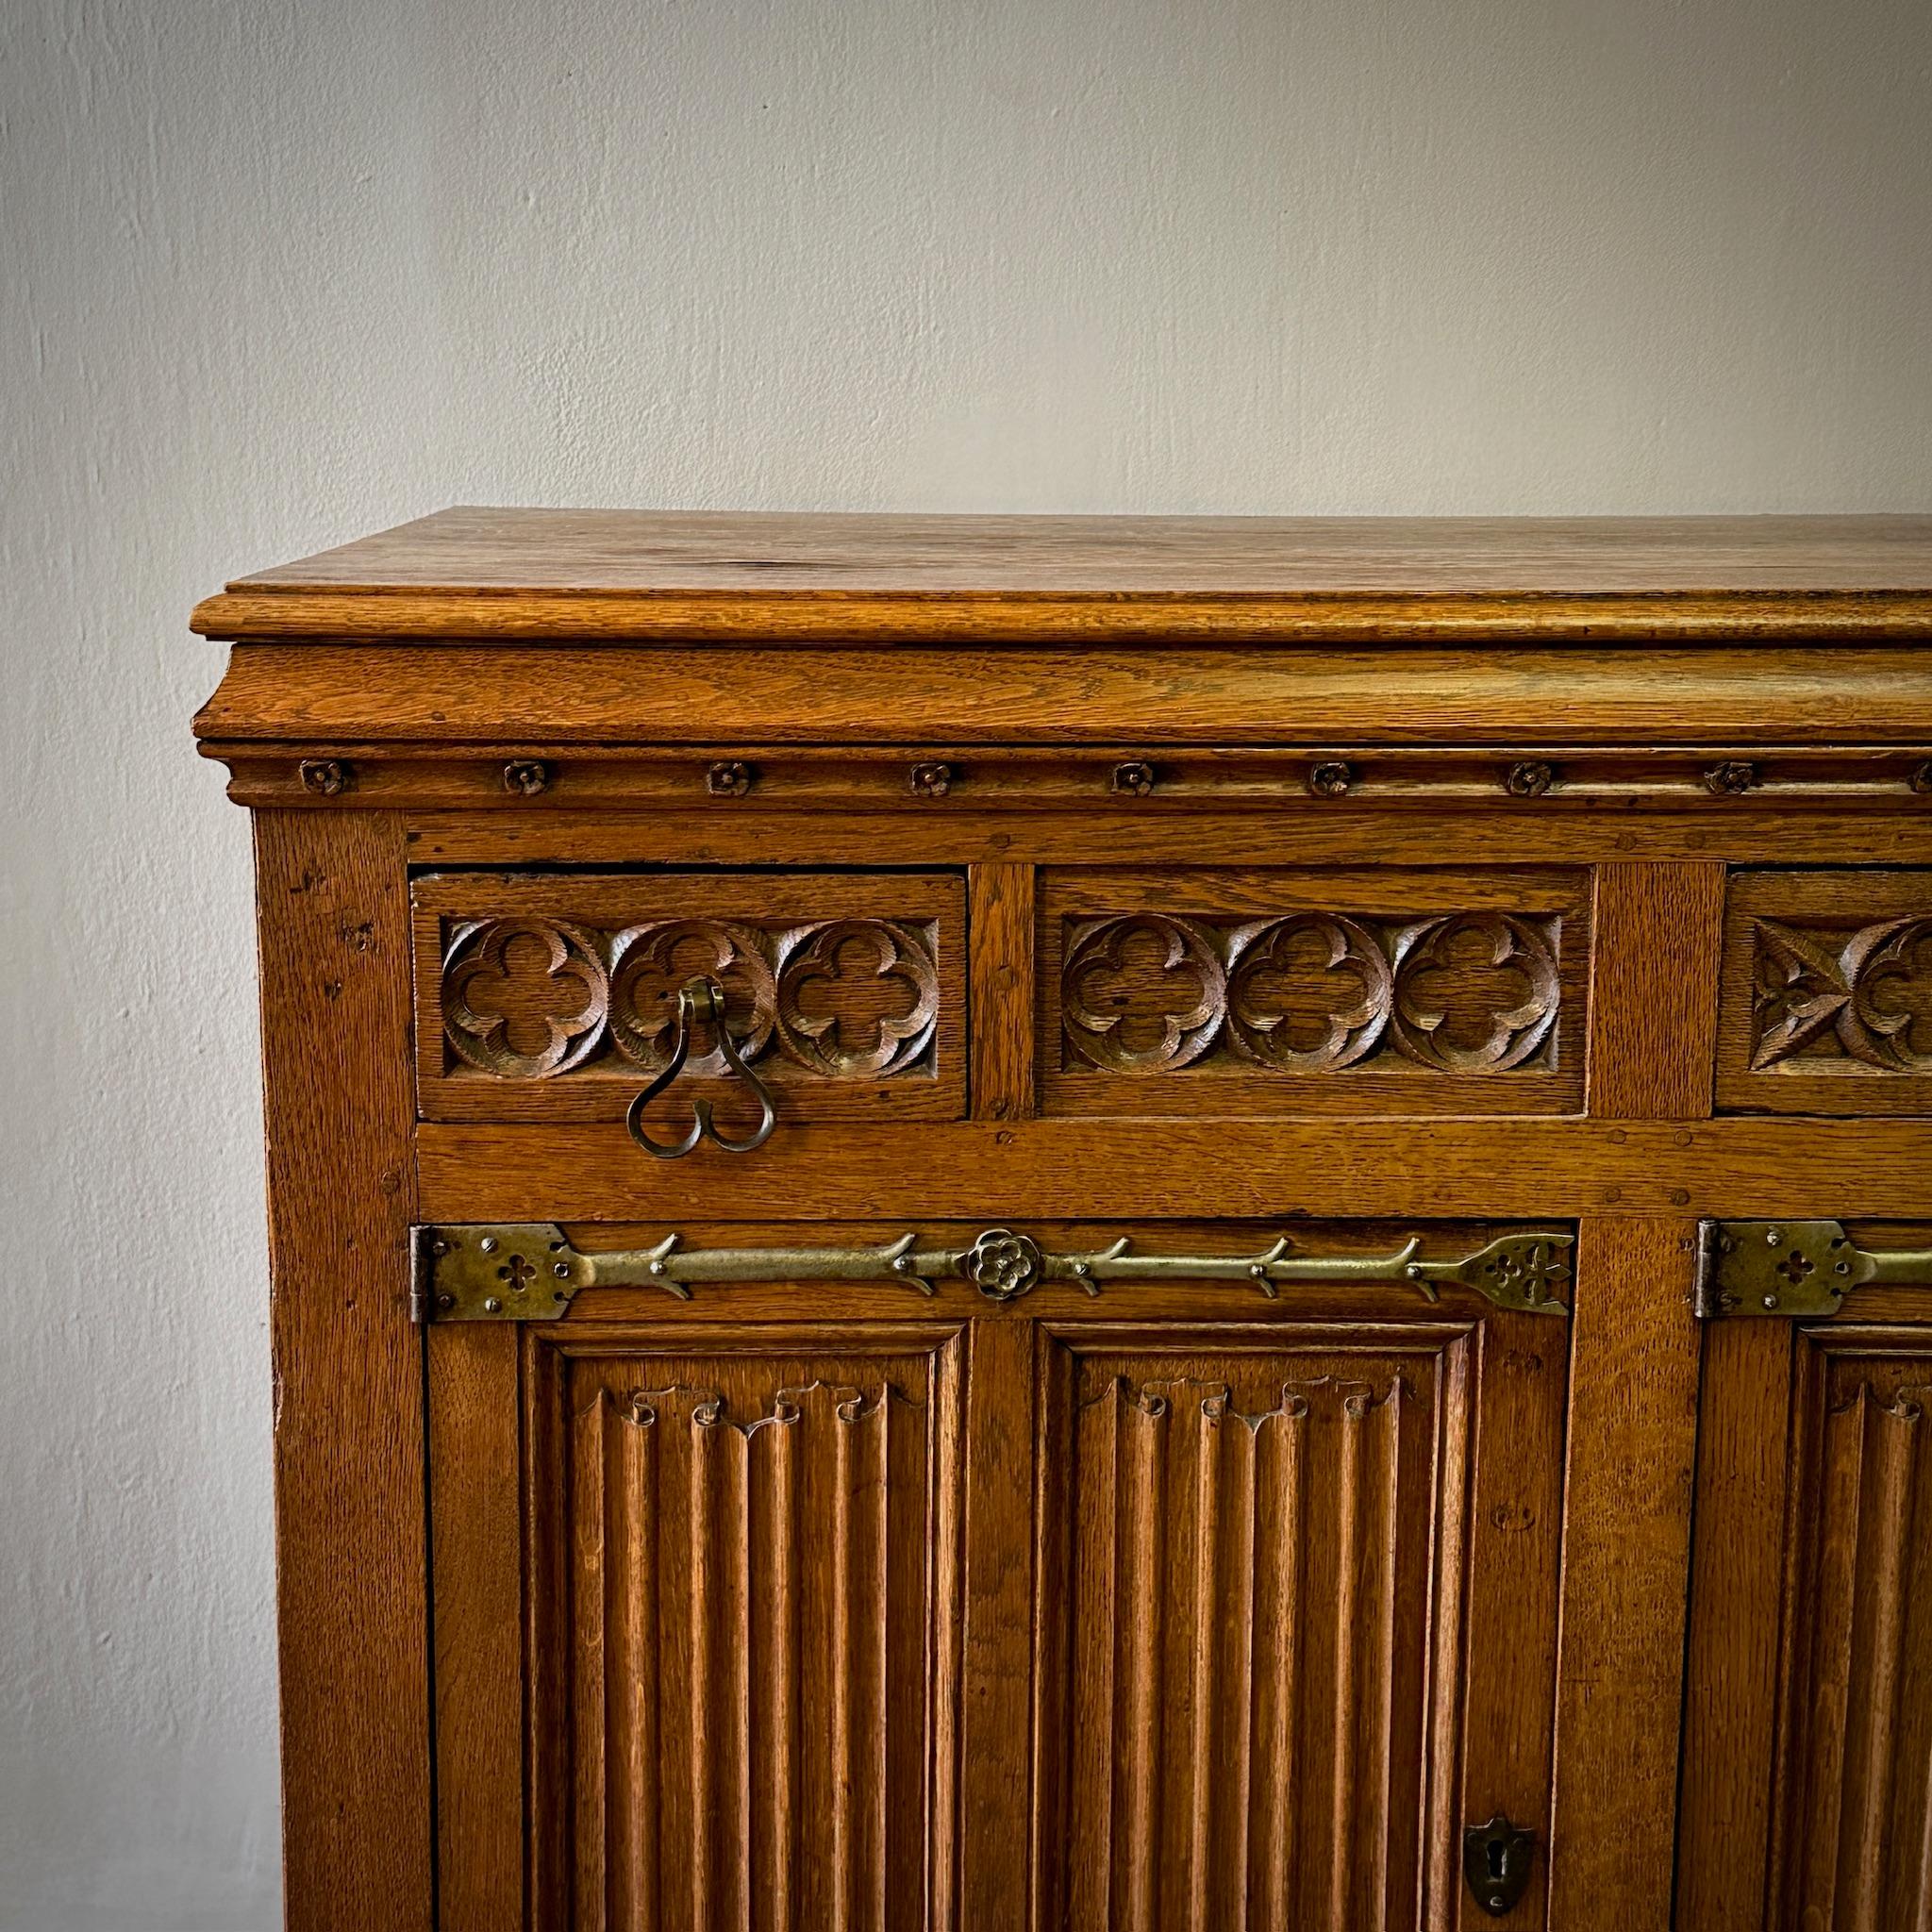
(192, 509, 1932, 1931)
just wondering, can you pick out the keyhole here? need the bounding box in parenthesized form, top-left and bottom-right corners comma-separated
(1487, 1840, 1507, 1883)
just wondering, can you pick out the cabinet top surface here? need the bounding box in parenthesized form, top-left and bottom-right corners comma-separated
(192, 507, 1932, 644)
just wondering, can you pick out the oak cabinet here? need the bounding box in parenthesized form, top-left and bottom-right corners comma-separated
(192, 510, 1932, 1930)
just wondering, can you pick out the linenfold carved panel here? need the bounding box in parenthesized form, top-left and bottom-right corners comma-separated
(1764, 1333, 1932, 1926)
(411, 872, 965, 1122)
(1030, 1322, 1565, 1926)
(1720, 872, 1932, 1114)
(534, 1339, 962, 1926)
(1041, 868, 1587, 1117)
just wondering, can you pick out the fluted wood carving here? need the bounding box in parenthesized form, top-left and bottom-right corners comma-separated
(1061, 908, 1562, 1076)
(1063, 1368, 1441, 1924)
(566, 1371, 944, 1924)
(1773, 1367, 1932, 1924)
(440, 913, 941, 1080)
(1752, 914, 1932, 1073)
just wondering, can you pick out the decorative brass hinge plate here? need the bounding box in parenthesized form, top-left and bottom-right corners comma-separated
(1692, 1219, 1932, 1320)
(410, 1223, 1573, 1323)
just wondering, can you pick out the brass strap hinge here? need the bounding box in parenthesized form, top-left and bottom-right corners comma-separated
(1692, 1219, 1932, 1320)
(408, 1224, 1574, 1323)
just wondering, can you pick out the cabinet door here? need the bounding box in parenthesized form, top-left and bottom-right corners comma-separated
(1028, 1308, 1567, 1929)
(1678, 1259, 1932, 1929)
(425, 1222, 1569, 1931)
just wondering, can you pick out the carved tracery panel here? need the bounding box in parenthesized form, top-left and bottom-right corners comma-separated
(412, 872, 964, 1120)
(1058, 908, 1564, 1079)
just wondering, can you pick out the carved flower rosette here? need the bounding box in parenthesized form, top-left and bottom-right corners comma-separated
(442, 918, 610, 1077)
(607, 919, 777, 1074)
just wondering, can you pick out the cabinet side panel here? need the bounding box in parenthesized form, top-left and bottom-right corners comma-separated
(254, 808, 431, 1931)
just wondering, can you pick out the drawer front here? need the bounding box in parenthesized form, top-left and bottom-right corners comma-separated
(410, 871, 965, 1123)
(1040, 866, 1590, 1118)
(1719, 869, 1932, 1115)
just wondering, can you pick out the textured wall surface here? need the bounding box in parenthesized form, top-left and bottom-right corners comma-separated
(4, 0, 1930, 1924)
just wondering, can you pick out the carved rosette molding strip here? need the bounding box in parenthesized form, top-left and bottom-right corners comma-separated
(1751, 913, 1932, 1074)
(208, 744, 1932, 810)
(411, 1223, 1574, 1321)
(1061, 909, 1562, 1076)
(439, 913, 940, 1081)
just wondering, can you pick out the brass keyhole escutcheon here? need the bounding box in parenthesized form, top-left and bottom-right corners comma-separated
(1462, 1814, 1536, 1916)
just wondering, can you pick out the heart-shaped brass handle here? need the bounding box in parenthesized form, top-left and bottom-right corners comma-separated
(625, 977, 777, 1159)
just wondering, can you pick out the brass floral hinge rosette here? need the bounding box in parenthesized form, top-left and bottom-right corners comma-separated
(410, 1224, 1573, 1322)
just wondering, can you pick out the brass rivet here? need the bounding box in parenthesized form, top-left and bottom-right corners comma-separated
(1308, 759, 1353, 798)
(1765, 1229, 1781, 1247)
(299, 758, 351, 797)
(502, 758, 549, 796)
(436, 1292, 455, 1311)
(553, 1261, 571, 1278)
(1704, 759, 1757, 795)
(1763, 1294, 1779, 1309)
(479, 1236, 497, 1253)
(1111, 760, 1157, 797)
(909, 760, 953, 798)
(483, 1296, 503, 1314)
(707, 759, 755, 797)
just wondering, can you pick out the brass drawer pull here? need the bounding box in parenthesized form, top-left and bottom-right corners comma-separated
(625, 976, 777, 1159)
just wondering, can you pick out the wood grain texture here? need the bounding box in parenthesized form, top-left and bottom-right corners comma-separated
(396, 805, 1932, 873)
(1587, 862, 1725, 1116)
(428, 1325, 524, 1932)
(412, 1114, 1932, 1224)
(191, 508, 1932, 641)
(1545, 1218, 1703, 1932)
(968, 863, 1035, 1122)
(252, 809, 430, 1932)
(192, 643, 1932, 746)
(958, 1317, 1035, 1924)
(1676, 1321, 1801, 1932)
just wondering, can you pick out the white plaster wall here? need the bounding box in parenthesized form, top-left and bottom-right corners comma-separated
(3, 0, 1928, 1922)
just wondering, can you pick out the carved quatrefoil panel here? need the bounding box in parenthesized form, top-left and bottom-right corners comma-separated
(1752, 914, 1932, 1074)
(1061, 909, 1562, 1077)
(441, 914, 941, 1081)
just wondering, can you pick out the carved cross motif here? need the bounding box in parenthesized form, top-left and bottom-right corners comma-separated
(1754, 914, 1932, 1074)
